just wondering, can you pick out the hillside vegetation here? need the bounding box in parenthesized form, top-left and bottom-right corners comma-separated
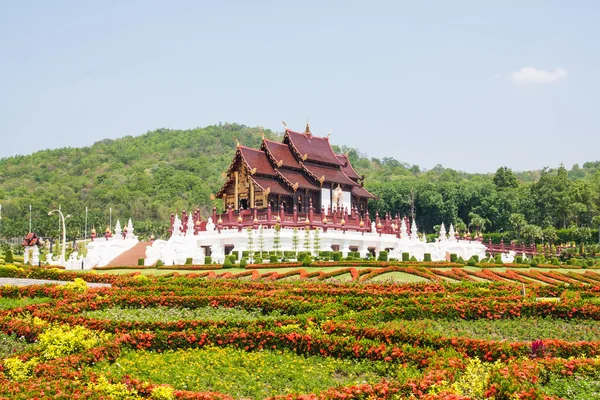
(0, 123, 599, 244)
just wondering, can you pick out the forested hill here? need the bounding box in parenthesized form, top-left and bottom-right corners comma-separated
(0, 123, 599, 241)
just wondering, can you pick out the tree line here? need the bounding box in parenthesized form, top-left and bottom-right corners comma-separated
(0, 124, 599, 245)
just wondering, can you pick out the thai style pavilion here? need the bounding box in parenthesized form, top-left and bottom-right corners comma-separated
(216, 123, 376, 217)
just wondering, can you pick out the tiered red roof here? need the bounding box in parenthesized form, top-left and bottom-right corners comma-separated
(277, 170, 320, 191)
(352, 185, 377, 199)
(261, 140, 300, 169)
(252, 177, 291, 195)
(284, 128, 343, 166)
(336, 154, 361, 180)
(217, 123, 376, 201)
(239, 146, 276, 177)
(301, 162, 358, 186)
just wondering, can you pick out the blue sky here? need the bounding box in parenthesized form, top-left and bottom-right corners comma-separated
(1, 1, 598, 172)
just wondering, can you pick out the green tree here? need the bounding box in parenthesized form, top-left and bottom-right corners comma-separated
(468, 212, 487, 233)
(493, 167, 519, 190)
(509, 213, 527, 241)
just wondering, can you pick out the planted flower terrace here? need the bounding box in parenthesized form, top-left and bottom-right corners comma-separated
(2, 264, 600, 399)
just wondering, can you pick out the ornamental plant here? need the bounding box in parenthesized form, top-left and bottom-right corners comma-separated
(4, 249, 14, 263)
(3, 356, 39, 382)
(62, 277, 88, 293)
(91, 375, 140, 399)
(151, 385, 175, 400)
(246, 227, 254, 261)
(313, 228, 321, 255)
(303, 227, 311, 255)
(37, 324, 110, 361)
(273, 223, 281, 257)
(378, 250, 388, 262)
(291, 228, 300, 256)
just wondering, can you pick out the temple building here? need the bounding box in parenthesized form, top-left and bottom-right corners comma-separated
(216, 122, 376, 216)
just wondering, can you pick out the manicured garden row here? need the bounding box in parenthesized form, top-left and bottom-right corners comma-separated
(3, 267, 600, 398)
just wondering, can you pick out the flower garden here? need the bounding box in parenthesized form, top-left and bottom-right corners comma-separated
(2, 263, 600, 399)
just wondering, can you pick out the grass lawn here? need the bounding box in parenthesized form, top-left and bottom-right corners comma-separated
(385, 317, 600, 342)
(371, 271, 429, 283)
(0, 332, 31, 358)
(0, 297, 52, 310)
(92, 265, 599, 284)
(94, 266, 373, 276)
(82, 305, 287, 323)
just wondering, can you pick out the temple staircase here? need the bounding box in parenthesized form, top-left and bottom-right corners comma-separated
(105, 241, 151, 267)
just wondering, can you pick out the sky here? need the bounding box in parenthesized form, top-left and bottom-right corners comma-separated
(0, 1, 599, 173)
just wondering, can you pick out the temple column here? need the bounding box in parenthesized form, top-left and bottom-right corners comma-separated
(234, 172, 239, 211)
(250, 180, 255, 208)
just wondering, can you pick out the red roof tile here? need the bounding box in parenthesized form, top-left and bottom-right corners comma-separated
(277, 169, 320, 191)
(285, 130, 343, 166)
(336, 154, 361, 180)
(262, 140, 300, 169)
(352, 185, 377, 199)
(239, 147, 276, 177)
(301, 163, 357, 186)
(252, 177, 293, 196)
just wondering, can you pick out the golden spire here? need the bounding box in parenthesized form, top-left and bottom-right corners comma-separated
(304, 120, 311, 135)
(234, 137, 240, 148)
(259, 127, 264, 140)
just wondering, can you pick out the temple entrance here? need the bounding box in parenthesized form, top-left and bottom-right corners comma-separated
(239, 198, 248, 210)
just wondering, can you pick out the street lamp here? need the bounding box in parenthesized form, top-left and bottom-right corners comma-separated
(48, 210, 71, 265)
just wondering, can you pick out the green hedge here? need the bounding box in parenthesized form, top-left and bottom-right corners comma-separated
(378, 250, 388, 262)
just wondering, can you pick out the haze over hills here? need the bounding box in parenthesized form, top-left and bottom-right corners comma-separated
(0, 123, 598, 240)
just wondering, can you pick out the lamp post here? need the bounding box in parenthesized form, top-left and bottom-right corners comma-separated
(48, 209, 70, 266)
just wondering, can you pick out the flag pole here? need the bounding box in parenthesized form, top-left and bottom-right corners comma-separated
(85, 207, 88, 247)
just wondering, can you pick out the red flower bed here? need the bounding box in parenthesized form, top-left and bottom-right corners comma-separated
(3, 268, 600, 399)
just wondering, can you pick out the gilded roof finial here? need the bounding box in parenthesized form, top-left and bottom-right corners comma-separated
(259, 127, 265, 140)
(305, 120, 311, 135)
(234, 137, 240, 148)
(282, 120, 288, 130)
(327, 130, 332, 140)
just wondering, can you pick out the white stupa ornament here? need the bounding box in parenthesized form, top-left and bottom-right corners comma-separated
(439, 223, 447, 242)
(410, 219, 418, 240)
(400, 218, 408, 240)
(114, 220, 122, 239)
(186, 214, 195, 236)
(126, 219, 135, 239)
(448, 224, 456, 242)
(172, 214, 183, 236)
